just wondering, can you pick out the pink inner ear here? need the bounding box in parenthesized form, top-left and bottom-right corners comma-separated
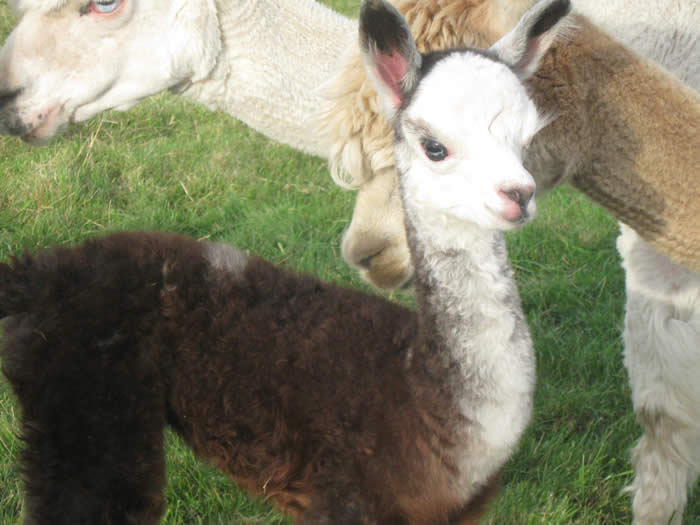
(376, 51, 408, 108)
(517, 36, 541, 74)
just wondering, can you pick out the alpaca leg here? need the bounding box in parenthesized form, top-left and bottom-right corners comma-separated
(450, 472, 502, 524)
(627, 414, 700, 525)
(298, 487, 371, 525)
(617, 224, 700, 525)
(12, 342, 167, 525)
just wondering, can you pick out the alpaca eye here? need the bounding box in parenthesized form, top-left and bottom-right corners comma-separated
(420, 138, 448, 162)
(90, 0, 122, 14)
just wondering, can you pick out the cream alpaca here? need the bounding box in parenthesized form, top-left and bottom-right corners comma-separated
(0, 0, 354, 156)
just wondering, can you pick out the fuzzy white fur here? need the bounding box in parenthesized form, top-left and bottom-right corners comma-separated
(617, 225, 700, 525)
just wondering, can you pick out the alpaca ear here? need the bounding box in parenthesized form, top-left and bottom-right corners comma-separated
(359, 0, 422, 120)
(489, 0, 571, 79)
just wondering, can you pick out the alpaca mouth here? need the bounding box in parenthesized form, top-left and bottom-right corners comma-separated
(485, 204, 533, 230)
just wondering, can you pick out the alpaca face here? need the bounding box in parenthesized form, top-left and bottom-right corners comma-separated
(360, 0, 570, 232)
(396, 52, 542, 231)
(0, 0, 220, 144)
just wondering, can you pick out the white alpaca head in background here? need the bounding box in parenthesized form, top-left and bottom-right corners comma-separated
(359, 0, 569, 232)
(0, 0, 220, 144)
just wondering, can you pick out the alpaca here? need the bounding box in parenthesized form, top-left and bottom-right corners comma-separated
(527, 26, 700, 524)
(0, 1, 570, 523)
(0, 0, 355, 154)
(318, 1, 700, 524)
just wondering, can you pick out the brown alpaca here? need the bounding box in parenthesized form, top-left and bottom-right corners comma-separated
(0, 1, 571, 522)
(319, 0, 699, 288)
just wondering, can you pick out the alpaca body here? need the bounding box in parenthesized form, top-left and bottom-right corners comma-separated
(0, 230, 524, 523)
(524, 15, 699, 265)
(526, 23, 700, 523)
(0, 0, 354, 156)
(0, 0, 571, 521)
(526, 18, 700, 271)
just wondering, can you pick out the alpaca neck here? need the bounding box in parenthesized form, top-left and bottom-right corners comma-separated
(180, 0, 356, 158)
(573, 0, 699, 87)
(526, 15, 700, 271)
(402, 196, 535, 485)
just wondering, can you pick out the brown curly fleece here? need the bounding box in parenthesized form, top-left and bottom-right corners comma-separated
(0, 231, 500, 524)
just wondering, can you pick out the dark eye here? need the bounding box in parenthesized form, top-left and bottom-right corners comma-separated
(420, 138, 448, 162)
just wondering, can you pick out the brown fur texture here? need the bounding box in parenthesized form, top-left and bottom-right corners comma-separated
(0, 231, 502, 524)
(526, 15, 700, 270)
(319, 0, 699, 288)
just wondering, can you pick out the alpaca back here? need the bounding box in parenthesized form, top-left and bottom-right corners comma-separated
(0, 232, 204, 402)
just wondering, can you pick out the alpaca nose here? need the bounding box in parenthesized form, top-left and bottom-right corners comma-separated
(499, 185, 534, 210)
(0, 89, 21, 112)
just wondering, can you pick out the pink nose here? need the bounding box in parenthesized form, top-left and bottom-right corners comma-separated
(498, 185, 535, 222)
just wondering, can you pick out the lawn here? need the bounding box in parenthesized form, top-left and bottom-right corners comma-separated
(0, 0, 697, 523)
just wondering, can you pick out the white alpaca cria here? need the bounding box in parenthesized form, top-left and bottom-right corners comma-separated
(0, 1, 572, 522)
(0, 0, 354, 154)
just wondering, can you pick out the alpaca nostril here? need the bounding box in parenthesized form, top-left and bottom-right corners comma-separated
(357, 256, 373, 270)
(502, 189, 521, 204)
(0, 89, 22, 111)
(501, 186, 534, 209)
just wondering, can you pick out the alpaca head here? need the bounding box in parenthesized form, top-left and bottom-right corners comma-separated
(0, 0, 220, 144)
(359, 0, 570, 232)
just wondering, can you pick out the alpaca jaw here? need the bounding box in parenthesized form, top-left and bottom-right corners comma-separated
(0, 0, 220, 143)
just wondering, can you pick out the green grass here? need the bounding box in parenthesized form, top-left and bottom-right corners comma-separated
(0, 1, 697, 523)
